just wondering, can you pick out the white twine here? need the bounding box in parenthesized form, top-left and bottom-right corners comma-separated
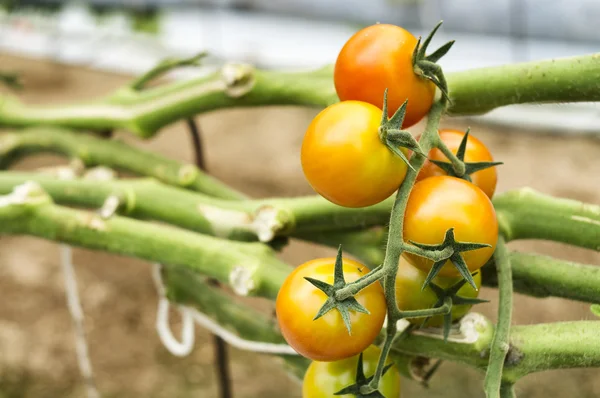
(60, 245, 100, 398)
(151, 263, 297, 356)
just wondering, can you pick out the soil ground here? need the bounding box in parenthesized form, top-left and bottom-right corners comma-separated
(0, 54, 599, 398)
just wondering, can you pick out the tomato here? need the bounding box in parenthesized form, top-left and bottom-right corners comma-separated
(303, 345, 401, 398)
(301, 101, 408, 208)
(395, 256, 481, 327)
(276, 257, 386, 361)
(334, 24, 435, 128)
(417, 129, 498, 198)
(403, 176, 498, 277)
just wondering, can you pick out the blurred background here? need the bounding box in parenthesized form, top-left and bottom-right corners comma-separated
(0, 1, 599, 397)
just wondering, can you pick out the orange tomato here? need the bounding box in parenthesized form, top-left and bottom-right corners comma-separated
(417, 129, 498, 198)
(276, 257, 386, 361)
(403, 176, 498, 277)
(301, 101, 408, 208)
(334, 24, 435, 128)
(395, 256, 481, 327)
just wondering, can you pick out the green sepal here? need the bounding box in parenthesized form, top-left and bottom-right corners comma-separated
(431, 130, 503, 181)
(334, 352, 394, 397)
(411, 21, 452, 102)
(409, 228, 491, 290)
(422, 274, 489, 342)
(304, 245, 369, 335)
(425, 40, 455, 63)
(379, 90, 424, 168)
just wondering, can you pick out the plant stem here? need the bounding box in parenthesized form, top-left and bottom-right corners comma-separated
(0, 128, 245, 199)
(482, 252, 600, 304)
(494, 188, 600, 251)
(0, 64, 337, 138)
(484, 237, 514, 398)
(2, 56, 600, 136)
(369, 100, 447, 390)
(446, 54, 600, 115)
(0, 172, 392, 241)
(500, 383, 516, 398)
(0, 183, 290, 300)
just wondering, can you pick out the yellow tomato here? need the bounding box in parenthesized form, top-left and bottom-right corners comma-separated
(403, 176, 498, 277)
(301, 101, 408, 208)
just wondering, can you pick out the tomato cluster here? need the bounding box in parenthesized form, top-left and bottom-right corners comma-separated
(279, 22, 500, 397)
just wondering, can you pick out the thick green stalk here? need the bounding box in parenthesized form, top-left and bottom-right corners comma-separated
(494, 188, 600, 251)
(500, 383, 516, 398)
(0, 128, 244, 198)
(0, 172, 392, 240)
(482, 252, 600, 303)
(446, 54, 600, 115)
(0, 64, 337, 138)
(0, 183, 289, 300)
(393, 318, 600, 379)
(502, 321, 600, 381)
(484, 237, 514, 398)
(1, 56, 600, 136)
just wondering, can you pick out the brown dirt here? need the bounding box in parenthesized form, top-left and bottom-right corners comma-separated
(0, 54, 599, 398)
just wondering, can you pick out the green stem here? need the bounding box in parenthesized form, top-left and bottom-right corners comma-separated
(482, 252, 600, 304)
(0, 183, 289, 300)
(2, 56, 600, 136)
(370, 100, 447, 390)
(500, 383, 516, 398)
(484, 237, 514, 398)
(399, 297, 452, 319)
(0, 128, 245, 199)
(494, 188, 600, 251)
(0, 172, 392, 241)
(502, 321, 600, 381)
(0, 64, 337, 138)
(446, 54, 600, 115)
(393, 318, 600, 379)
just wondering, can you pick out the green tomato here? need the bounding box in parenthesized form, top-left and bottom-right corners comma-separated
(302, 345, 401, 397)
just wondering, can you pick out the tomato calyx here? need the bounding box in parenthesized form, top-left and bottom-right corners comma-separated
(333, 352, 394, 397)
(411, 21, 454, 102)
(432, 129, 503, 181)
(378, 89, 425, 170)
(422, 274, 489, 341)
(405, 228, 491, 289)
(304, 246, 370, 335)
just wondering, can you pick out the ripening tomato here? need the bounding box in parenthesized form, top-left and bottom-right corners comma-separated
(301, 101, 408, 208)
(403, 176, 498, 277)
(303, 345, 401, 398)
(276, 257, 386, 361)
(417, 129, 498, 198)
(334, 24, 435, 128)
(395, 256, 481, 327)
